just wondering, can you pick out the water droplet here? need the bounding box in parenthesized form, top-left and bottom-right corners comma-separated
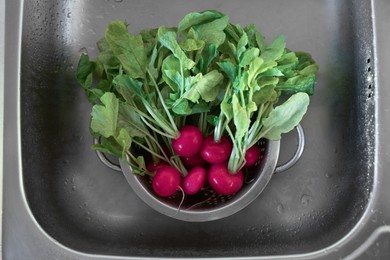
(114, 0, 123, 2)
(67, 12, 72, 18)
(277, 204, 284, 214)
(301, 194, 312, 206)
(72, 185, 76, 191)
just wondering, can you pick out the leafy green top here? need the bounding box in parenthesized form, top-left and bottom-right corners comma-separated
(76, 10, 319, 175)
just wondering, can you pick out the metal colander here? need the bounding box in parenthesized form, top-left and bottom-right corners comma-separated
(96, 125, 304, 222)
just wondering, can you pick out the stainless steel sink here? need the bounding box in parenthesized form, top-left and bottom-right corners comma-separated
(3, 0, 390, 259)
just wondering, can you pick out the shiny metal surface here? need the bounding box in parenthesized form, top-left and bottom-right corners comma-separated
(3, 0, 390, 259)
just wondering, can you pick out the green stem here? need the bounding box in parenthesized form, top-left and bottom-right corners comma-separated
(180, 64, 185, 96)
(140, 115, 176, 139)
(147, 69, 179, 135)
(143, 102, 177, 137)
(133, 139, 167, 162)
(126, 151, 153, 177)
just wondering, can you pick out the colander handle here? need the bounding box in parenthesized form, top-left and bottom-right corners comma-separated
(274, 124, 305, 174)
(93, 137, 122, 172)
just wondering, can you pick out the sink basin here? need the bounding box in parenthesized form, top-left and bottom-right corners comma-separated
(3, 0, 390, 259)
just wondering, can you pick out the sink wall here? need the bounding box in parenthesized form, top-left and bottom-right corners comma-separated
(4, 0, 390, 259)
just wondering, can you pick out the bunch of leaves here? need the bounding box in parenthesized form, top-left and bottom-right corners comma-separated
(76, 10, 319, 176)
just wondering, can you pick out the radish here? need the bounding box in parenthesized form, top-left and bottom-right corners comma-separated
(245, 145, 261, 167)
(200, 135, 232, 164)
(208, 163, 243, 195)
(147, 161, 169, 173)
(182, 166, 206, 195)
(172, 125, 203, 157)
(152, 166, 181, 197)
(182, 153, 205, 168)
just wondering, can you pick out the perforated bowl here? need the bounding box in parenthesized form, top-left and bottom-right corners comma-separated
(97, 125, 304, 222)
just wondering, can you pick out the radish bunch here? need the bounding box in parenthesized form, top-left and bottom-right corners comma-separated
(151, 125, 263, 197)
(77, 11, 318, 202)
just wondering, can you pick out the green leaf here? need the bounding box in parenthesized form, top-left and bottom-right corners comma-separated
(105, 21, 147, 79)
(191, 101, 210, 114)
(118, 102, 147, 138)
(92, 136, 122, 158)
(113, 74, 144, 97)
(260, 34, 286, 63)
(221, 100, 233, 120)
(132, 155, 147, 176)
(236, 33, 248, 60)
(115, 128, 132, 158)
(97, 50, 120, 68)
(239, 48, 260, 67)
(190, 16, 228, 46)
(217, 60, 237, 82)
(96, 79, 111, 92)
(90, 92, 119, 138)
(157, 26, 195, 69)
(232, 94, 250, 140)
(261, 68, 284, 77)
(163, 69, 183, 92)
(253, 85, 277, 105)
(178, 10, 225, 32)
(198, 44, 218, 74)
(182, 70, 224, 103)
(276, 74, 317, 95)
(244, 24, 266, 52)
(180, 38, 205, 52)
(248, 57, 277, 84)
(276, 51, 298, 72)
(257, 76, 279, 88)
(248, 57, 264, 83)
(299, 64, 319, 76)
(262, 92, 309, 140)
(172, 98, 192, 115)
(76, 53, 93, 88)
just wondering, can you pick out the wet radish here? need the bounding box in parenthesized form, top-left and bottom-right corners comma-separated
(147, 161, 169, 173)
(200, 135, 232, 164)
(182, 166, 206, 195)
(152, 166, 181, 197)
(182, 153, 205, 168)
(172, 125, 203, 157)
(245, 145, 261, 167)
(208, 163, 243, 195)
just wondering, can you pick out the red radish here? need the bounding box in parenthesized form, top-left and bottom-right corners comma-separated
(245, 145, 261, 167)
(172, 125, 203, 157)
(152, 166, 181, 197)
(182, 153, 205, 167)
(147, 161, 169, 173)
(182, 166, 206, 195)
(200, 135, 232, 164)
(208, 163, 243, 195)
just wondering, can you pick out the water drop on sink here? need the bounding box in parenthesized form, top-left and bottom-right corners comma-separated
(277, 204, 284, 214)
(67, 12, 72, 18)
(72, 185, 76, 191)
(301, 194, 312, 206)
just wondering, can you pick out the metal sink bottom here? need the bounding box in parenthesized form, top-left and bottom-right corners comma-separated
(3, 0, 390, 259)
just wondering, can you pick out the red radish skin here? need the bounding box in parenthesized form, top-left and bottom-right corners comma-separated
(182, 153, 205, 168)
(200, 135, 232, 164)
(245, 145, 261, 167)
(152, 166, 181, 197)
(208, 163, 243, 195)
(182, 166, 206, 195)
(172, 125, 203, 157)
(147, 161, 169, 173)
